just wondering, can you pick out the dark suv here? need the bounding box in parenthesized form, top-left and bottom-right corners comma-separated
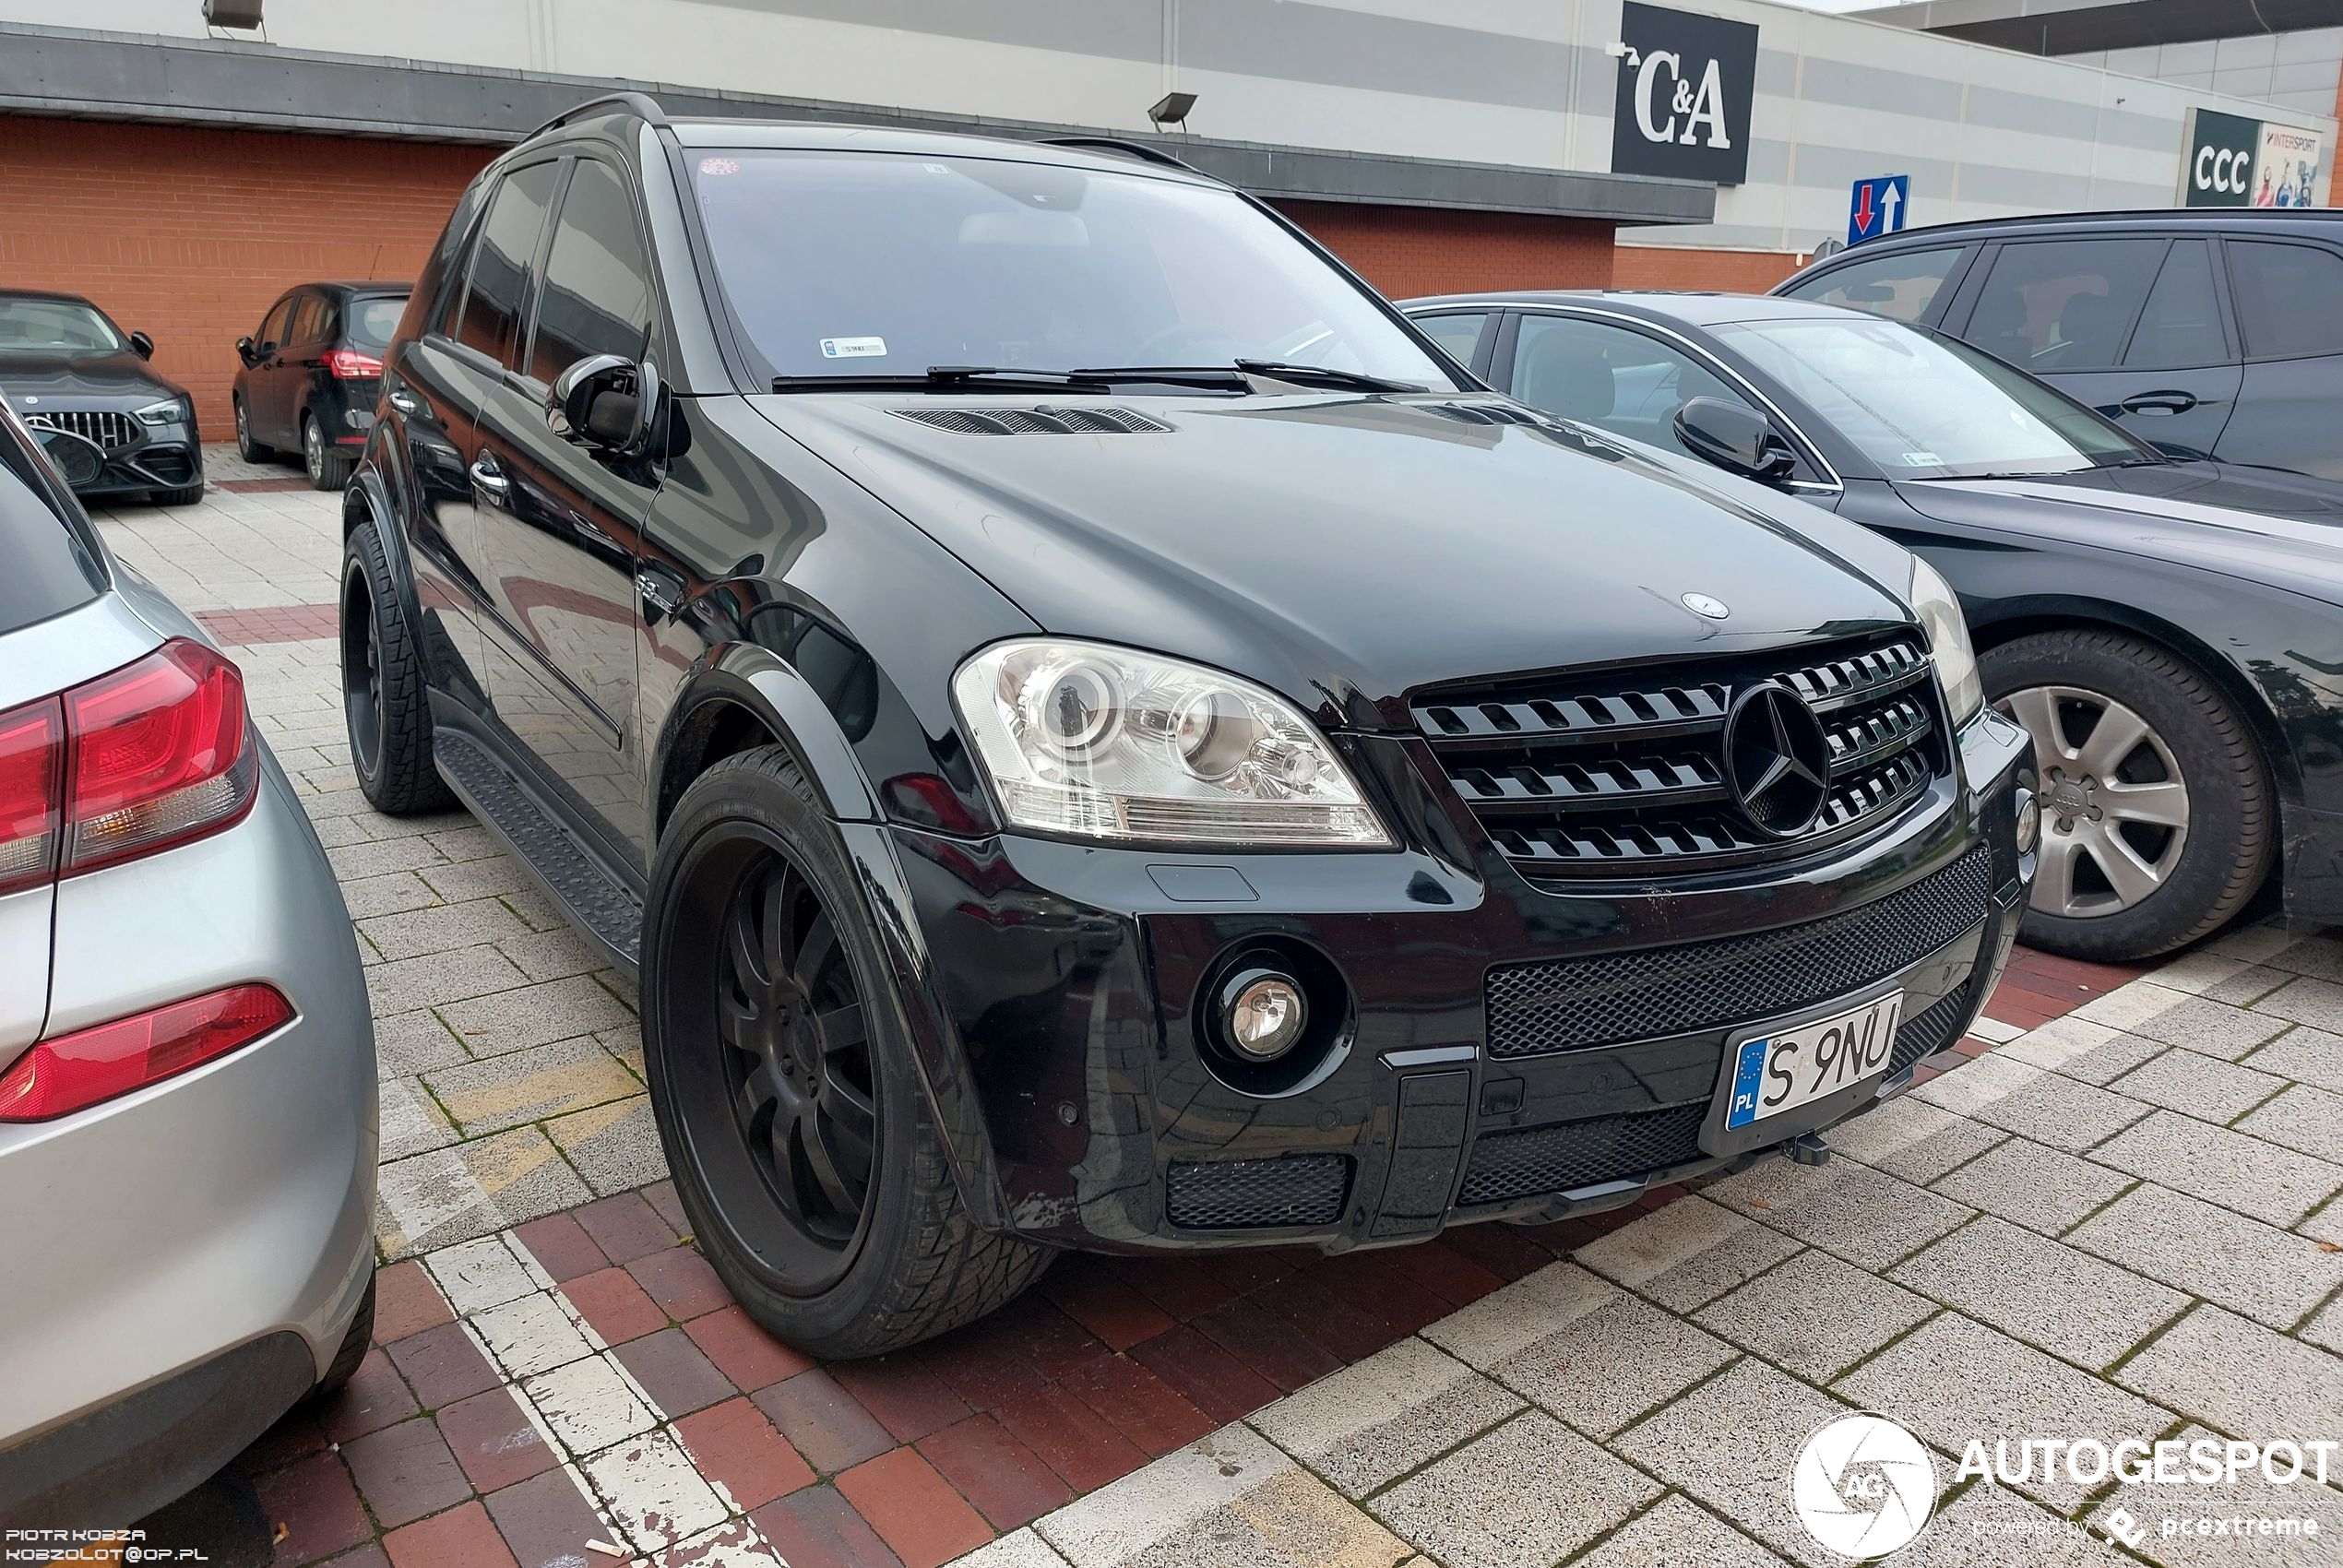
(1776, 210, 2343, 480)
(344, 93, 2033, 1356)
(234, 281, 411, 491)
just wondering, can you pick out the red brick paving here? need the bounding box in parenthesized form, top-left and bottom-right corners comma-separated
(229, 948, 2118, 1567)
(211, 477, 315, 494)
(193, 602, 339, 644)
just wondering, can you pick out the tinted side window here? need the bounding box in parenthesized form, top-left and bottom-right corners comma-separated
(456, 161, 562, 364)
(1414, 312, 1490, 370)
(527, 160, 653, 386)
(1963, 239, 2164, 372)
(2228, 241, 2343, 361)
(258, 298, 293, 349)
(2123, 241, 2225, 370)
(1510, 314, 1754, 461)
(1784, 246, 1964, 323)
(0, 426, 105, 635)
(288, 294, 329, 345)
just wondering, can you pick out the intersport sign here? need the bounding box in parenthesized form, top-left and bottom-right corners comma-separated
(2181, 107, 2327, 208)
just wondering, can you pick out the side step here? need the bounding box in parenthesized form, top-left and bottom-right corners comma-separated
(433, 730, 644, 975)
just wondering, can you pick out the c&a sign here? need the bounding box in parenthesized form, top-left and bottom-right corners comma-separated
(1612, 2, 1759, 185)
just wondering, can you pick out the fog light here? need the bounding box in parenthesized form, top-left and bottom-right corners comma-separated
(2015, 789, 2041, 854)
(1224, 972, 1305, 1060)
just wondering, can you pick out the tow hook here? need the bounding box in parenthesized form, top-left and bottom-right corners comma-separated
(1784, 1132, 1832, 1167)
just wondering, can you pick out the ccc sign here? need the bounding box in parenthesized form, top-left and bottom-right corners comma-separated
(1612, 2, 1758, 185)
(2182, 108, 2260, 208)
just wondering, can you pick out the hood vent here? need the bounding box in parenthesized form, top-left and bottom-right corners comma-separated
(888, 405, 1173, 436)
(1420, 401, 1542, 428)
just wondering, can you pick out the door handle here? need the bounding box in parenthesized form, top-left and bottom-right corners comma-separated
(636, 564, 686, 624)
(469, 453, 510, 503)
(2119, 390, 2197, 416)
(387, 389, 422, 418)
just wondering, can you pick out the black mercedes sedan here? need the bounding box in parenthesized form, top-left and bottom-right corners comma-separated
(0, 290, 203, 505)
(1407, 290, 2343, 962)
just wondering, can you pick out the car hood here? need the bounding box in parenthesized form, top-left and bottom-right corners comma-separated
(0, 351, 185, 408)
(749, 392, 1915, 725)
(1891, 461, 2343, 604)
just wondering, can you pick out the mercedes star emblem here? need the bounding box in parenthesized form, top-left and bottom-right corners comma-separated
(1682, 592, 1730, 619)
(1723, 681, 1832, 837)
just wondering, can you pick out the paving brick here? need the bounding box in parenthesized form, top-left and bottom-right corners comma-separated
(238, 1406, 329, 1476)
(1701, 1158, 1974, 1271)
(673, 1396, 815, 1513)
(426, 1037, 641, 1135)
(1373, 1408, 1659, 1568)
(2090, 1109, 2343, 1226)
(917, 1413, 1072, 1532)
(990, 1384, 1149, 1494)
(837, 1445, 993, 1568)
(386, 1319, 504, 1408)
(380, 1075, 459, 1161)
(374, 1258, 454, 1345)
(1055, 1353, 1216, 1457)
(1032, 1424, 1287, 1567)
(1572, 1197, 1804, 1313)
(1819, 1096, 2004, 1183)
(627, 1244, 733, 1321)
(1188, 1295, 1345, 1393)
(360, 897, 538, 962)
(1926, 1135, 2132, 1237)
(484, 1467, 616, 1568)
(1493, 1290, 1740, 1438)
(2238, 1082, 2343, 1160)
(562, 1266, 671, 1346)
(613, 1327, 738, 1417)
(374, 1009, 470, 1075)
(1910, 1052, 2151, 1152)
(750, 1484, 906, 1568)
(682, 1305, 815, 1394)
(1888, 1216, 2187, 1369)
(2083, 1421, 2343, 1568)
(546, 1096, 669, 1196)
(363, 944, 529, 1016)
(830, 1354, 973, 1443)
(2251, 977, 2343, 1036)
(1613, 1358, 1850, 1565)
(2107, 1047, 2289, 1123)
(1695, 1247, 1936, 1382)
(2068, 1182, 2343, 1329)
(343, 1415, 473, 1528)
(2116, 1304, 2343, 1442)
(1374, 1236, 1507, 1310)
(322, 1348, 418, 1443)
(2122, 992, 2292, 1059)
(578, 1429, 729, 1551)
(437, 1387, 557, 1494)
(753, 1369, 898, 1475)
(2242, 1025, 2343, 1092)
(1420, 1261, 1616, 1370)
(440, 974, 637, 1057)
(2001, 1016, 2162, 1086)
(382, 1502, 518, 1568)
(642, 1179, 687, 1235)
(377, 1129, 593, 1259)
(1103, 1255, 1241, 1322)
(1040, 1264, 1178, 1351)
(524, 1355, 659, 1455)
(509, 1213, 609, 1284)
(948, 1530, 1072, 1568)
(1246, 1335, 1519, 1500)
(1124, 1324, 1282, 1426)
(254, 1451, 371, 1565)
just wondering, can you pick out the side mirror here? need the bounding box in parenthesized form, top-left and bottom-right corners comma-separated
(129, 331, 155, 360)
(550, 353, 655, 453)
(1674, 397, 1797, 483)
(235, 336, 256, 366)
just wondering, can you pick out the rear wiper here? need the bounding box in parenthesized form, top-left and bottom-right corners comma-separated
(770, 365, 1114, 394)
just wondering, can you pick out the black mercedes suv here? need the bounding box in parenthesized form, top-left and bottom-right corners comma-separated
(343, 94, 2034, 1356)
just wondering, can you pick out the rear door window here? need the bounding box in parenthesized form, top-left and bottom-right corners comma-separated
(1959, 239, 2165, 373)
(287, 293, 329, 348)
(454, 160, 562, 364)
(2123, 240, 2227, 370)
(1782, 246, 1967, 323)
(2227, 240, 2343, 361)
(0, 427, 105, 635)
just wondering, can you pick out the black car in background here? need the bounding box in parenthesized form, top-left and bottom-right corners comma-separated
(339, 96, 2029, 1356)
(1406, 290, 2343, 961)
(0, 290, 203, 505)
(1772, 210, 2343, 481)
(234, 281, 410, 491)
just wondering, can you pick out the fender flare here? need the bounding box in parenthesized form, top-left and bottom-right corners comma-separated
(651, 642, 880, 827)
(341, 464, 422, 627)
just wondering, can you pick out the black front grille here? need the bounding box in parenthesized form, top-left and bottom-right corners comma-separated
(1167, 1154, 1350, 1229)
(26, 409, 137, 449)
(1486, 845, 1993, 1058)
(137, 446, 196, 484)
(1888, 982, 1973, 1076)
(1415, 633, 1942, 878)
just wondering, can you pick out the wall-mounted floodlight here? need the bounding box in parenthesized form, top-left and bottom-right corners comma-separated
(1148, 92, 1197, 131)
(204, 0, 266, 27)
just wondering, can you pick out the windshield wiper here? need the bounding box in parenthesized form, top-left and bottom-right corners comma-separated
(1231, 359, 1425, 393)
(770, 365, 1114, 394)
(1064, 362, 1428, 393)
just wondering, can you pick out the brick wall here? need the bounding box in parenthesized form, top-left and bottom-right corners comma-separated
(0, 118, 489, 432)
(1612, 244, 1806, 293)
(1277, 200, 1617, 298)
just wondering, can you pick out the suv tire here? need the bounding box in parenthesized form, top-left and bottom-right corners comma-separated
(1982, 629, 2269, 961)
(341, 520, 455, 814)
(642, 746, 1052, 1358)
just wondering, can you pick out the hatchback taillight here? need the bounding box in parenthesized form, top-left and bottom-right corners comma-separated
(0, 983, 294, 1121)
(324, 348, 384, 379)
(0, 638, 256, 889)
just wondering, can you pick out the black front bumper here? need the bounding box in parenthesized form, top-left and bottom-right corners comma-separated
(882, 710, 2034, 1253)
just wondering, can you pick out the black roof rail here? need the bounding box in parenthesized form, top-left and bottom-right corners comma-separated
(1039, 136, 1208, 176)
(524, 91, 670, 144)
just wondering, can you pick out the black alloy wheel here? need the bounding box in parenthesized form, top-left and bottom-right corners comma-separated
(340, 552, 386, 783)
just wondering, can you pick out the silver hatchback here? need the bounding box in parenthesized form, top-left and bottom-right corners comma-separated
(0, 407, 377, 1526)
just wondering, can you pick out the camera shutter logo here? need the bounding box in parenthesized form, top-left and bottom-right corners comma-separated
(1791, 1411, 1940, 1558)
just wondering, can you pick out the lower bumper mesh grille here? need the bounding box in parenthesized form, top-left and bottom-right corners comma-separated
(1887, 982, 1973, 1076)
(1167, 1154, 1350, 1229)
(1485, 846, 1993, 1058)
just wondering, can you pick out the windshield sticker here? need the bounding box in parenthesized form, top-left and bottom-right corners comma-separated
(698, 157, 740, 176)
(820, 337, 888, 359)
(1900, 451, 1943, 466)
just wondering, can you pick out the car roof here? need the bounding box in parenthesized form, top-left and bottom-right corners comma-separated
(0, 289, 102, 308)
(1401, 290, 1860, 329)
(1800, 208, 2343, 251)
(663, 119, 1224, 186)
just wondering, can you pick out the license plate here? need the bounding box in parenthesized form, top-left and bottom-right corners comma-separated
(1723, 992, 1904, 1131)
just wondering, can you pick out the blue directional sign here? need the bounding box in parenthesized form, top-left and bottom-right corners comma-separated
(1848, 174, 1909, 246)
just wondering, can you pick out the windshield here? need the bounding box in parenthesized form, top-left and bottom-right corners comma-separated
(348, 296, 409, 350)
(0, 297, 125, 358)
(689, 148, 1455, 387)
(1714, 315, 2148, 479)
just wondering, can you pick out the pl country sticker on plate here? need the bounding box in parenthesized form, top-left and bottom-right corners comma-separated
(819, 337, 888, 359)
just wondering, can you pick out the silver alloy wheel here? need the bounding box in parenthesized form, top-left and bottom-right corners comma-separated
(303, 418, 324, 482)
(235, 399, 250, 453)
(1996, 684, 2190, 918)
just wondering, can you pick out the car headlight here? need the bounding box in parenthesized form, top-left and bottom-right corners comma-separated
(1909, 556, 1981, 724)
(951, 639, 1394, 847)
(134, 398, 188, 427)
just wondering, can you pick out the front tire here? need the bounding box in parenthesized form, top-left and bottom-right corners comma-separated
(1983, 629, 2270, 961)
(304, 414, 353, 491)
(643, 746, 1051, 1359)
(342, 520, 455, 814)
(234, 396, 274, 463)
